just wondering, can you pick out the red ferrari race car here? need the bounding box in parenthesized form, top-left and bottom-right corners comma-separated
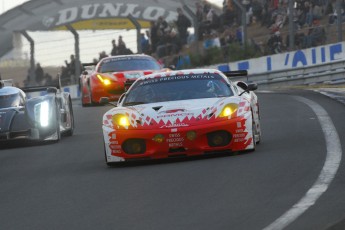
(79, 54, 169, 106)
(101, 69, 261, 165)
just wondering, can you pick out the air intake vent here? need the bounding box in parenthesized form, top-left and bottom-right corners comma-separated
(169, 147, 186, 153)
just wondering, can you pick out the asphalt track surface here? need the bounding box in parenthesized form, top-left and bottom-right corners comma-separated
(1, 90, 345, 230)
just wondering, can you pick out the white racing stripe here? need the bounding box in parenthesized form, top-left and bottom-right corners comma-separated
(263, 96, 342, 230)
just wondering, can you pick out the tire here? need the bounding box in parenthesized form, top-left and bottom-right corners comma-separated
(54, 103, 61, 142)
(246, 113, 256, 152)
(64, 97, 74, 136)
(251, 119, 256, 151)
(81, 88, 89, 107)
(104, 141, 113, 167)
(90, 91, 100, 106)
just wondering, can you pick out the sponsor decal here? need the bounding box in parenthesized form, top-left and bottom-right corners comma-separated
(164, 109, 185, 113)
(233, 133, 246, 138)
(157, 113, 193, 118)
(44, 3, 178, 29)
(233, 120, 247, 143)
(220, 43, 344, 74)
(160, 123, 189, 128)
(169, 142, 183, 147)
(167, 133, 184, 147)
(138, 74, 217, 85)
(110, 144, 121, 150)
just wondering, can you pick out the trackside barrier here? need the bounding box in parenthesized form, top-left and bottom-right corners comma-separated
(223, 59, 345, 90)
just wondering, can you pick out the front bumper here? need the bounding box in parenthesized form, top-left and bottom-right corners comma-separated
(91, 81, 124, 103)
(103, 115, 254, 162)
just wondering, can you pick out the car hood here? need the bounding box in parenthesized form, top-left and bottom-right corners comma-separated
(103, 97, 250, 130)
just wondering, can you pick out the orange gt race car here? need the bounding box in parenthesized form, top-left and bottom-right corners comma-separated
(80, 54, 169, 106)
(101, 69, 261, 165)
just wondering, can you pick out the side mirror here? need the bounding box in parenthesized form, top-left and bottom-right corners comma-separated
(247, 83, 258, 91)
(169, 65, 176, 70)
(236, 81, 248, 91)
(82, 70, 88, 75)
(99, 97, 110, 105)
(238, 82, 258, 96)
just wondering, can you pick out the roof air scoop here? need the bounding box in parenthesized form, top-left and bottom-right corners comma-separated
(152, 106, 163, 111)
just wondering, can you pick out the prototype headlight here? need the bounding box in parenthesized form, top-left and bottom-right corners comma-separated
(97, 74, 111, 86)
(34, 101, 50, 127)
(219, 103, 238, 117)
(112, 114, 130, 127)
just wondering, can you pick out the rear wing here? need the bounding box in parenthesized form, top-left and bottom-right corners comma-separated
(0, 79, 14, 88)
(81, 63, 96, 75)
(21, 85, 59, 94)
(82, 62, 96, 70)
(222, 70, 248, 78)
(82, 62, 96, 67)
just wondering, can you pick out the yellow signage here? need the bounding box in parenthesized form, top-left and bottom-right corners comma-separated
(54, 19, 151, 30)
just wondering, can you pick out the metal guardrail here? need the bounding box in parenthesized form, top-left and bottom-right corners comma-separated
(230, 59, 345, 89)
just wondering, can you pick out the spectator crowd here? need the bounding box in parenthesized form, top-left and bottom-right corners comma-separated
(27, 0, 345, 87)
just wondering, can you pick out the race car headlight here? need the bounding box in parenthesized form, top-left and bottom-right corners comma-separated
(219, 103, 238, 117)
(112, 114, 130, 127)
(34, 101, 50, 127)
(97, 74, 111, 86)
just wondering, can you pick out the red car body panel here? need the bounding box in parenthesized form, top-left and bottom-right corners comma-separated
(103, 116, 252, 160)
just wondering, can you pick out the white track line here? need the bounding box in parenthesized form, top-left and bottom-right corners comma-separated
(263, 96, 342, 230)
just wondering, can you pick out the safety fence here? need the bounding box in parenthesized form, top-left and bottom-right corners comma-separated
(225, 59, 345, 90)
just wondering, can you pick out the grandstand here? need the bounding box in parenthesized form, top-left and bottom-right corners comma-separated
(0, 0, 338, 87)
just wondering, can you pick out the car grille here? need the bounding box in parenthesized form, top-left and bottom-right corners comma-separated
(168, 147, 186, 153)
(0, 133, 9, 140)
(9, 130, 30, 139)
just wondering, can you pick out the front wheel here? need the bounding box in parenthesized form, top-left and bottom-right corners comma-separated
(245, 115, 257, 152)
(250, 119, 256, 151)
(64, 97, 74, 136)
(53, 104, 61, 142)
(104, 141, 112, 167)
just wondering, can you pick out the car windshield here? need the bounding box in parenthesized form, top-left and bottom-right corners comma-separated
(99, 58, 161, 73)
(123, 73, 233, 105)
(0, 93, 21, 108)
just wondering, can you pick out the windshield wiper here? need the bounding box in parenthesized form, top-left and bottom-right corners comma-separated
(123, 101, 146, 106)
